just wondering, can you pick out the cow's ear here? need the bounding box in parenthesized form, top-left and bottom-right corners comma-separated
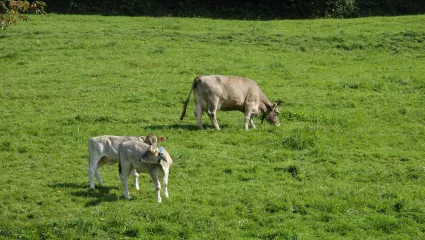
(271, 103, 279, 113)
(139, 136, 147, 142)
(266, 103, 272, 111)
(159, 136, 166, 142)
(276, 99, 283, 106)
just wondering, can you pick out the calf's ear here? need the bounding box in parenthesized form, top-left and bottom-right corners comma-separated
(159, 136, 166, 142)
(139, 136, 147, 142)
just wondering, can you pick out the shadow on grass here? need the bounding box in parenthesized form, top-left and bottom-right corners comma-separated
(147, 124, 198, 131)
(146, 123, 229, 130)
(50, 182, 120, 207)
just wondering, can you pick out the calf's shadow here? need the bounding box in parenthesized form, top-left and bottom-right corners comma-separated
(50, 182, 120, 207)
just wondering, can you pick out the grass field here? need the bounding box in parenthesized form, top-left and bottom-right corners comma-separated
(1, 14, 425, 239)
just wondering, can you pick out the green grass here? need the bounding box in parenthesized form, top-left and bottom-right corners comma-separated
(1, 14, 425, 239)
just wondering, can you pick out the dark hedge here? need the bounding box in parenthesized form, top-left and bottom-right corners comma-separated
(44, 0, 424, 19)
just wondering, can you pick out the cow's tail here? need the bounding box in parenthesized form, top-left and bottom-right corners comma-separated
(180, 77, 199, 120)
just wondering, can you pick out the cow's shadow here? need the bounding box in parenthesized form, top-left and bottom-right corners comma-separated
(147, 124, 198, 130)
(147, 123, 229, 131)
(50, 182, 120, 207)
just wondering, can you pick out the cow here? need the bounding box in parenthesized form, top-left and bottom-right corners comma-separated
(119, 139, 172, 203)
(87, 134, 160, 189)
(180, 75, 282, 130)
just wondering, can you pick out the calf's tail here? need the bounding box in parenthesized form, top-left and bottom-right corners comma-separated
(180, 77, 199, 120)
(118, 150, 122, 175)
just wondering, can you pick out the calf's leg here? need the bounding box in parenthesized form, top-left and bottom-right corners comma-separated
(94, 161, 106, 187)
(120, 164, 131, 199)
(163, 169, 169, 199)
(94, 171, 104, 187)
(150, 169, 162, 203)
(132, 169, 140, 190)
(88, 153, 104, 189)
(87, 167, 96, 189)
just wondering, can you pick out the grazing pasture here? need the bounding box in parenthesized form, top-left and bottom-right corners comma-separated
(1, 14, 425, 239)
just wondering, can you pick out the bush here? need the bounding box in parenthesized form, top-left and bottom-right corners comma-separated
(1, 0, 46, 30)
(42, 0, 424, 19)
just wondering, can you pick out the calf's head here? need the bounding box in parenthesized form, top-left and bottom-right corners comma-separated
(140, 135, 166, 164)
(139, 134, 160, 147)
(262, 100, 282, 126)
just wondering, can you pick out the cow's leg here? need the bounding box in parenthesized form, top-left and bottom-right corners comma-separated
(195, 102, 204, 130)
(208, 113, 220, 130)
(243, 112, 253, 130)
(244, 104, 255, 130)
(207, 99, 220, 130)
(150, 169, 162, 203)
(243, 115, 250, 130)
(120, 164, 132, 199)
(132, 169, 140, 190)
(250, 118, 256, 129)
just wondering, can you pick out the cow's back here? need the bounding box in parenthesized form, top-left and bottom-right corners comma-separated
(195, 75, 257, 93)
(194, 75, 262, 111)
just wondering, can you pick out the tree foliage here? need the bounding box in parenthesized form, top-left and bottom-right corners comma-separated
(0, 0, 46, 30)
(43, 0, 424, 19)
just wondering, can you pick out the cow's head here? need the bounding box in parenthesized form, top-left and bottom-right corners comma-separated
(262, 100, 282, 126)
(140, 136, 166, 164)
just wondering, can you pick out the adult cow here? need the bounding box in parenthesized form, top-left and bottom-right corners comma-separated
(180, 75, 281, 130)
(87, 134, 160, 189)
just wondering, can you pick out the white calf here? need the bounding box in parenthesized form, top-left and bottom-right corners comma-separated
(87, 135, 158, 189)
(119, 140, 172, 203)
